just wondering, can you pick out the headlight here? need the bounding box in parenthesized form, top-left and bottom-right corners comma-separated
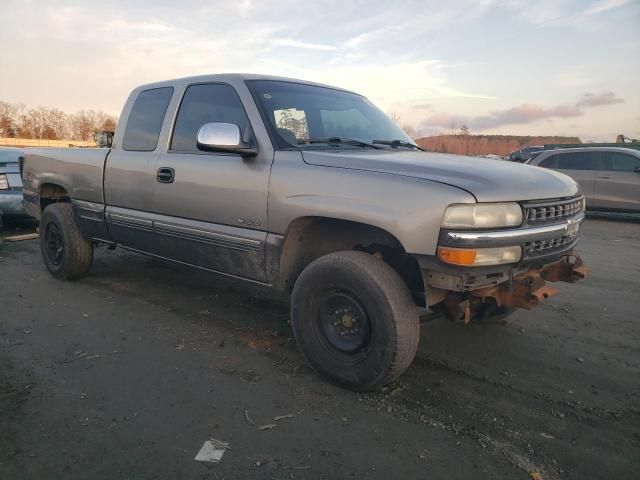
(0, 174, 8, 190)
(442, 203, 523, 229)
(438, 246, 522, 266)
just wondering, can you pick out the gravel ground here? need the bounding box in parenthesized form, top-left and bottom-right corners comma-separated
(1, 217, 638, 480)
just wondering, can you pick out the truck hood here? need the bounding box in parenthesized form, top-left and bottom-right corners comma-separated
(301, 150, 579, 202)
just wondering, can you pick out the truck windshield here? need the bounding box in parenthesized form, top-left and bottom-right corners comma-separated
(246, 80, 415, 150)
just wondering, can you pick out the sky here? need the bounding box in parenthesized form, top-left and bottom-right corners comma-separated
(0, 0, 638, 141)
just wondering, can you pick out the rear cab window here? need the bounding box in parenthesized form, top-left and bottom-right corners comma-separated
(122, 87, 174, 151)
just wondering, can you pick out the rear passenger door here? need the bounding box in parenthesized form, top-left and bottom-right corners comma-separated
(595, 151, 640, 211)
(151, 82, 271, 281)
(105, 86, 173, 252)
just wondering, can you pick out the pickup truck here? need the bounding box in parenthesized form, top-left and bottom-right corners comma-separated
(22, 74, 588, 391)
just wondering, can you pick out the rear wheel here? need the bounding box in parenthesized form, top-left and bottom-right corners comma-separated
(39, 203, 93, 280)
(291, 251, 420, 391)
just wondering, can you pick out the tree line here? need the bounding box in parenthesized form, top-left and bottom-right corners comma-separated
(0, 100, 117, 142)
(416, 134, 582, 156)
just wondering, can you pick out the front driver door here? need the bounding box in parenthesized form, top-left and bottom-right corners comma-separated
(151, 82, 271, 282)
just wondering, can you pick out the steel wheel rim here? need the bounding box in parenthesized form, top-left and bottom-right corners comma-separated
(45, 221, 64, 266)
(316, 291, 371, 354)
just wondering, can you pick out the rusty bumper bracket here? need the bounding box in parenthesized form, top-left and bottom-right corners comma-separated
(539, 254, 588, 283)
(443, 255, 588, 322)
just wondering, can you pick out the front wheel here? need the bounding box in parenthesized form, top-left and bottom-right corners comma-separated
(291, 251, 420, 391)
(39, 203, 93, 280)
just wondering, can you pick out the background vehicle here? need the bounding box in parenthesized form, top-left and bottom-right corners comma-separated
(528, 147, 640, 212)
(508, 145, 544, 162)
(21, 74, 587, 391)
(0, 147, 28, 229)
(543, 136, 640, 152)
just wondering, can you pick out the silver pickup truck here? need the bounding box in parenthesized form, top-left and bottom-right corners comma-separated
(22, 74, 588, 390)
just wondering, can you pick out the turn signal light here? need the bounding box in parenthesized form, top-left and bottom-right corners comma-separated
(438, 247, 477, 265)
(438, 246, 522, 266)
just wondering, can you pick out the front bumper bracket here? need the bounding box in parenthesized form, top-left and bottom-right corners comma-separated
(441, 254, 588, 322)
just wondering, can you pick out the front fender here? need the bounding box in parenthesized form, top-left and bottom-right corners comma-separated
(268, 151, 475, 255)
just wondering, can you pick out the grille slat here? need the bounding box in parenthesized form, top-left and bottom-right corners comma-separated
(525, 233, 577, 255)
(524, 198, 583, 225)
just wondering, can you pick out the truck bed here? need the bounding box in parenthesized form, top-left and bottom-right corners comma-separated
(22, 148, 110, 219)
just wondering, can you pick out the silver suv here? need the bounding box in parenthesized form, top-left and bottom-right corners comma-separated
(528, 147, 640, 212)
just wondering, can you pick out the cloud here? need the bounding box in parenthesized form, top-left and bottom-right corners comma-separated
(472, 103, 583, 129)
(421, 91, 625, 131)
(509, 0, 632, 27)
(581, 0, 631, 16)
(412, 103, 434, 110)
(420, 113, 471, 129)
(577, 91, 624, 107)
(272, 38, 337, 51)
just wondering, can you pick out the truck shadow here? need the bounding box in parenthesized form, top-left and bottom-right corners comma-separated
(85, 245, 547, 380)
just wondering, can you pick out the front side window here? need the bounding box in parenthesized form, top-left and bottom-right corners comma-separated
(556, 152, 598, 170)
(170, 83, 250, 153)
(122, 87, 173, 151)
(601, 152, 640, 172)
(246, 80, 414, 150)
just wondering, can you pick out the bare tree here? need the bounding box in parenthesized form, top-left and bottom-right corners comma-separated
(276, 109, 308, 140)
(0, 101, 17, 137)
(0, 99, 118, 141)
(460, 125, 470, 135)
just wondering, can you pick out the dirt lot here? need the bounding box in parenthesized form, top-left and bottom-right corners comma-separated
(1, 217, 638, 480)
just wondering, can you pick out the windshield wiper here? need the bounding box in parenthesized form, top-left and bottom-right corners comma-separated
(299, 137, 383, 149)
(372, 139, 425, 151)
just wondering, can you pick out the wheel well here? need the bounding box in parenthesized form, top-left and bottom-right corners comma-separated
(277, 217, 424, 304)
(40, 183, 70, 213)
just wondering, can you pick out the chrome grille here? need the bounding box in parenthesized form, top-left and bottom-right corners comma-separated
(525, 233, 577, 255)
(524, 197, 583, 224)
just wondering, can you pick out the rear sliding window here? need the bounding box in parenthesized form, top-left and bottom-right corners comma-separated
(122, 87, 173, 151)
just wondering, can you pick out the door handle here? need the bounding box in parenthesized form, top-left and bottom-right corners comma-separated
(156, 167, 175, 183)
(597, 175, 612, 179)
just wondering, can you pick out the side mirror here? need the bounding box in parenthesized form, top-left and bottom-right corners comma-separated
(196, 123, 257, 156)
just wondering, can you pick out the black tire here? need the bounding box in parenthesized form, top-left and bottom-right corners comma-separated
(291, 251, 420, 391)
(39, 203, 93, 280)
